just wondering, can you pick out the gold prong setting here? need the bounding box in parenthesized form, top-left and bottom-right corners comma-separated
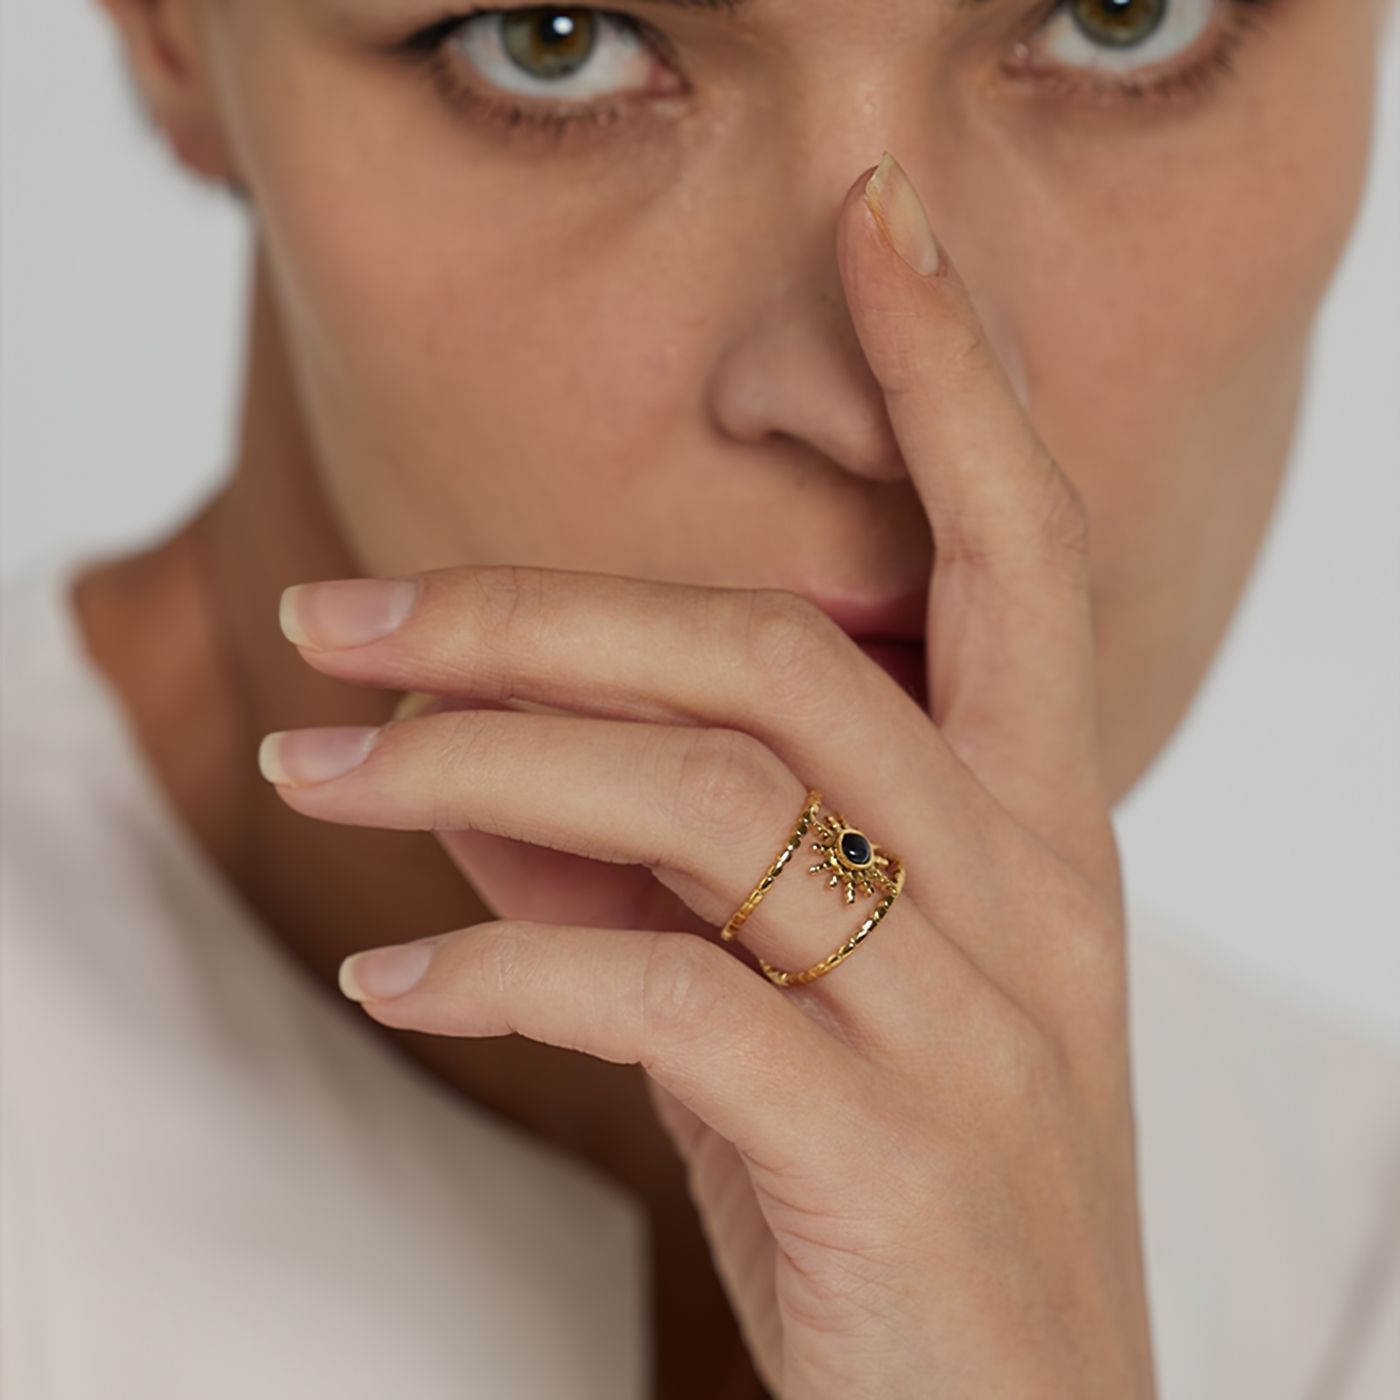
(809, 811, 900, 905)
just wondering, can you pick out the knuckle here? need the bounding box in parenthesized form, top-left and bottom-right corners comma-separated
(639, 935, 728, 1052)
(432, 708, 491, 776)
(468, 563, 550, 647)
(454, 920, 546, 998)
(943, 452, 1092, 581)
(1047, 911, 1129, 1038)
(974, 991, 1064, 1110)
(423, 709, 492, 827)
(943, 317, 996, 383)
(1003, 880, 1129, 1069)
(667, 726, 788, 845)
(878, 305, 991, 399)
(740, 589, 845, 714)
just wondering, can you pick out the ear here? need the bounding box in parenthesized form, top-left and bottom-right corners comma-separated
(93, 0, 239, 186)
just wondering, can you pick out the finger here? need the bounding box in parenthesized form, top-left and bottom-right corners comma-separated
(276, 576, 1084, 1013)
(278, 564, 1016, 892)
(837, 153, 1110, 857)
(390, 694, 693, 936)
(261, 707, 986, 1055)
(643, 1074, 783, 1392)
(340, 918, 868, 1182)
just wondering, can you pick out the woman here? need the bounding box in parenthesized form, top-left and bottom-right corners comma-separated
(4, 0, 1398, 1394)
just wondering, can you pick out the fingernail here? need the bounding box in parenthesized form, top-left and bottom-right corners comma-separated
(339, 938, 440, 1002)
(392, 690, 443, 721)
(280, 577, 421, 650)
(864, 151, 943, 278)
(258, 725, 383, 787)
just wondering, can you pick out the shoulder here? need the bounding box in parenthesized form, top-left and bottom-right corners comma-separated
(1127, 911, 1400, 1397)
(2, 544, 653, 1397)
(3, 542, 181, 927)
(2, 542, 123, 778)
(1128, 912, 1400, 1184)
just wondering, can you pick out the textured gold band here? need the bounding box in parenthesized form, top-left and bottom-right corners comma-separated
(720, 787, 824, 945)
(721, 787, 907, 988)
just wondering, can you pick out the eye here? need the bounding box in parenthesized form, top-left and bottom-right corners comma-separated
(1025, 0, 1227, 77)
(1004, 0, 1283, 105)
(445, 7, 671, 104)
(397, 0, 1278, 149)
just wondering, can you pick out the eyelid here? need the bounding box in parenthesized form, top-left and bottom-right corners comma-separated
(1008, 0, 1257, 90)
(414, 5, 687, 133)
(400, 0, 1276, 147)
(446, 8, 654, 101)
(1037, 0, 1213, 68)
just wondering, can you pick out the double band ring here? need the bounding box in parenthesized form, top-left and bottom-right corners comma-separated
(721, 787, 906, 988)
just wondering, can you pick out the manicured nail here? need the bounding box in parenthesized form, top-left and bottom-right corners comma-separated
(280, 577, 421, 650)
(258, 725, 383, 787)
(339, 938, 440, 1002)
(864, 151, 943, 278)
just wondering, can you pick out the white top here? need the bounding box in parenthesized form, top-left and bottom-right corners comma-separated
(3, 541, 1399, 1399)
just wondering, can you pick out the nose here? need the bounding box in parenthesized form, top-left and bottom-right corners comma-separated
(705, 224, 911, 485)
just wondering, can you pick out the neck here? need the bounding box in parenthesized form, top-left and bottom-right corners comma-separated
(72, 239, 679, 1200)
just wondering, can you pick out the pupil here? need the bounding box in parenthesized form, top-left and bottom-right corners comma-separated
(502, 8, 597, 78)
(1069, 0, 1167, 47)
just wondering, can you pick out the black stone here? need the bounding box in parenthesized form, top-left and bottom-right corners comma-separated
(839, 830, 872, 866)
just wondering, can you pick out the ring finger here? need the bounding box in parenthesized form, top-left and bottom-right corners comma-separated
(260, 705, 992, 1055)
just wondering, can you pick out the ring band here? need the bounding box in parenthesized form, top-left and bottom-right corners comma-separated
(720, 787, 823, 943)
(722, 787, 906, 988)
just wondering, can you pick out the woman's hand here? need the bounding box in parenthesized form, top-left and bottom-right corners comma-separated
(259, 153, 1156, 1398)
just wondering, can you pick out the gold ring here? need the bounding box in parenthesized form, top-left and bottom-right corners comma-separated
(722, 787, 907, 988)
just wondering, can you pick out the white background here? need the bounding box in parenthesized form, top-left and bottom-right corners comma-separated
(4, 2, 1397, 1046)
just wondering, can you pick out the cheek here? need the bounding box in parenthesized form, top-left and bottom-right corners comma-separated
(972, 11, 1377, 596)
(213, 37, 706, 573)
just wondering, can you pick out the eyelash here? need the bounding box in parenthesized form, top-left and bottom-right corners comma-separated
(395, 9, 666, 146)
(1008, 0, 1279, 105)
(395, 0, 1283, 148)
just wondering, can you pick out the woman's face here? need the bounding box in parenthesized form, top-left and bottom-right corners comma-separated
(169, 0, 1384, 796)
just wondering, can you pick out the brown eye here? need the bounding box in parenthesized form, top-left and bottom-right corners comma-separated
(500, 8, 600, 80)
(1068, 0, 1168, 48)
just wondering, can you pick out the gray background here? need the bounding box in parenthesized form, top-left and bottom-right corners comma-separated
(4, 2, 1397, 1046)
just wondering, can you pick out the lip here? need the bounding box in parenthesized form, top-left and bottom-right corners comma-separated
(855, 637, 929, 708)
(787, 582, 930, 642)
(779, 580, 931, 708)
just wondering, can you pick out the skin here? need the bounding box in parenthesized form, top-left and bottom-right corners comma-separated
(80, 0, 1392, 1394)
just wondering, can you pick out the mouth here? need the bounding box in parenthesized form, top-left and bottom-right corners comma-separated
(782, 580, 932, 710)
(855, 637, 929, 710)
